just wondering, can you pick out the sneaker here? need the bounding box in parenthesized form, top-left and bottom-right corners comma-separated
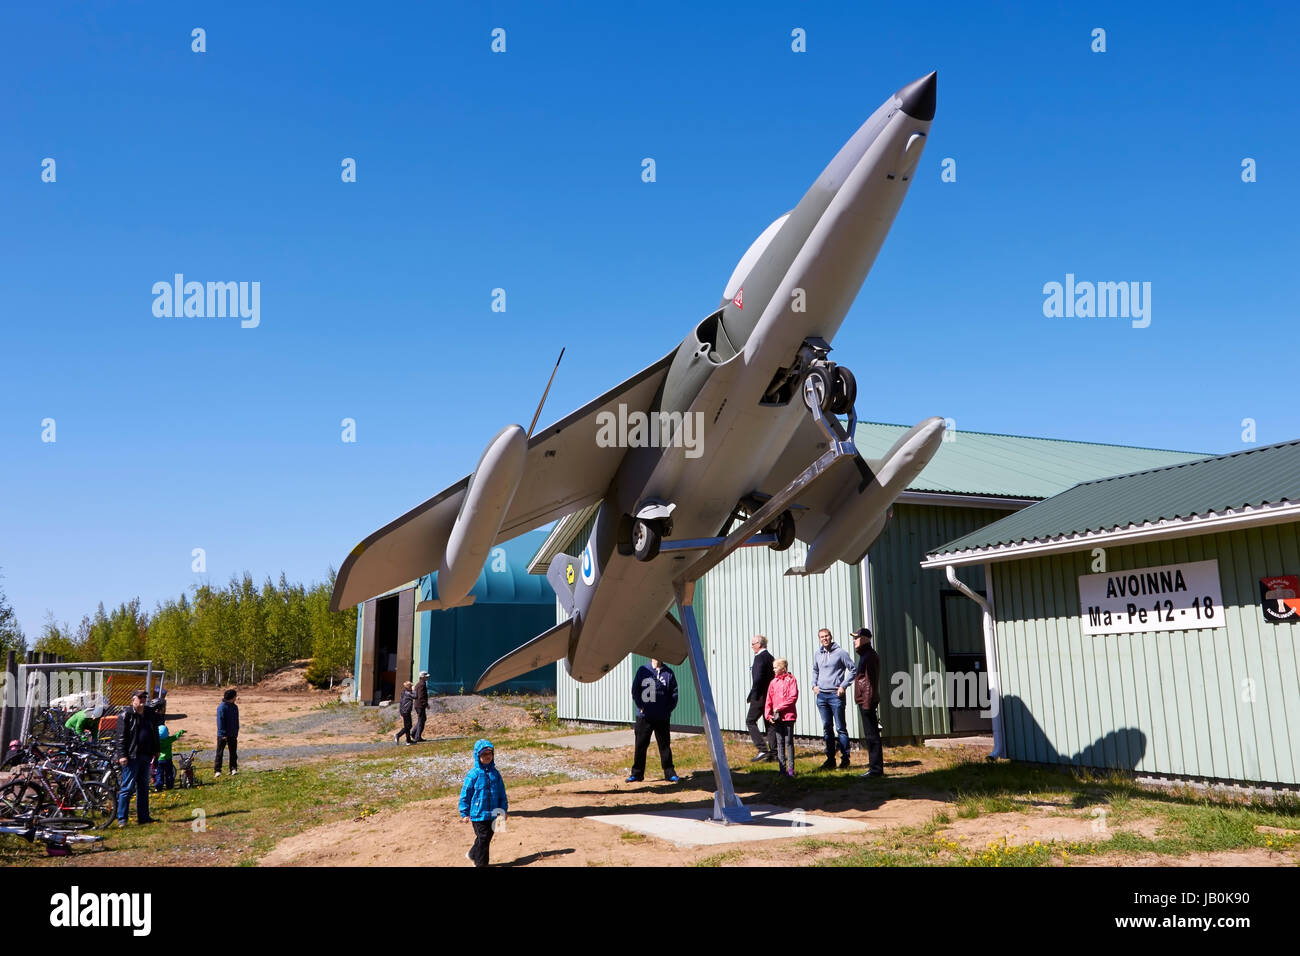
(860, 769, 884, 778)
(625, 774, 643, 783)
(786, 768, 796, 778)
(777, 764, 787, 775)
(839, 755, 850, 769)
(465, 851, 473, 862)
(818, 758, 836, 770)
(665, 774, 680, 783)
(750, 752, 771, 762)
(115, 820, 127, 828)
(230, 769, 237, 776)
(213, 771, 221, 777)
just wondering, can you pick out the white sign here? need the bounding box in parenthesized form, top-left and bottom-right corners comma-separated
(1079, 559, 1225, 635)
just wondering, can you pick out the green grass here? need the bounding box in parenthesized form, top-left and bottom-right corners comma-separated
(695, 849, 744, 867)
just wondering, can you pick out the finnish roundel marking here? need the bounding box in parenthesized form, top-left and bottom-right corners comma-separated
(581, 543, 595, 585)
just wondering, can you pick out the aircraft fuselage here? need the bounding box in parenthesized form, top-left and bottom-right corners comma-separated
(565, 73, 936, 681)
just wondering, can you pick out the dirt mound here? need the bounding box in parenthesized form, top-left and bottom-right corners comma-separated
(255, 660, 337, 694)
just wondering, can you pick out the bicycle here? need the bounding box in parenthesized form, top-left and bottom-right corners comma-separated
(0, 757, 116, 829)
(175, 749, 201, 789)
(0, 790, 104, 855)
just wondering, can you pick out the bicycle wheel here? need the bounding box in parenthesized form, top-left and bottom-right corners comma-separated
(37, 816, 95, 832)
(79, 782, 116, 827)
(0, 778, 43, 819)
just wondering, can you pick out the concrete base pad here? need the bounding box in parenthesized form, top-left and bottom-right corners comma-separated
(924, 735, 993, 750)
(587, 804, 871, 847)
(544, 729, 696, 751)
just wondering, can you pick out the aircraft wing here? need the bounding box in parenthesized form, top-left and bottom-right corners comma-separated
(756, 414, 944, 567)
(331, 350, 675, 611)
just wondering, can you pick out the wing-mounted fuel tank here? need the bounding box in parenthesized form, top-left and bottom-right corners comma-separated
(427, 424, 528, 609)
(795, 416, 946, 575)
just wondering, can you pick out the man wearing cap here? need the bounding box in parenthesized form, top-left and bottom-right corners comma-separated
(852, 627, 884, 777)
(115, 689, 160, 826)
(412, 671, 430, 742)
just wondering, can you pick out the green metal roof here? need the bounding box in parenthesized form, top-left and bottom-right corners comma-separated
(854, 422, 1204, 499)
(927, 439, 1300, 560)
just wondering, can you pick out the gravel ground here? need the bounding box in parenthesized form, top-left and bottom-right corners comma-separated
(368, 750, 603, 792)
(238, 741, 395, 762)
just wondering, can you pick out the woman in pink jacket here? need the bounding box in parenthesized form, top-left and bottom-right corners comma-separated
(764, 658, 799, 777)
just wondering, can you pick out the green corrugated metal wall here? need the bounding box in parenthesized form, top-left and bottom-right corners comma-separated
(866, 503, 1014, 737)
(699, 541, 861, 738)
(990, 521, 1300, 785)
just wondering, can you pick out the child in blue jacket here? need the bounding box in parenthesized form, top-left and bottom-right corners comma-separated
(459, 739, 508, 866)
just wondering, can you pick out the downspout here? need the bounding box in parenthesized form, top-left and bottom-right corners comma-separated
(945, 564, 1005, 759)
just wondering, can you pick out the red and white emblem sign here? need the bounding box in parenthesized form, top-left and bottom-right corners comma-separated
(1260, 575, 1300, 623)
(732, 288, 744, 310)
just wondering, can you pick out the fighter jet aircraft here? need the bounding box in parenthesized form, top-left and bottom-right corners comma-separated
(333, 70, 944, 727)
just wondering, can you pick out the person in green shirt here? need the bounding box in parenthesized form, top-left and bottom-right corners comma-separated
(154, 725, 186, 790)
(65, 708, 100, 741)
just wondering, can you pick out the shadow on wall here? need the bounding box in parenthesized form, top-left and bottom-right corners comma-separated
(1000, 695, 1148, 772)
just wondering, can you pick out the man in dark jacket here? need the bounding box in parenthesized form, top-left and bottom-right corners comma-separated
(745, 634, 776, 761)
(412, 671, 430, 742)
(395, 680, 415, 744)
(214, 689, 239, 777)
(852, 627, 884, 777)
(627, 658, 679, 783)
(115, 689, 160, 826)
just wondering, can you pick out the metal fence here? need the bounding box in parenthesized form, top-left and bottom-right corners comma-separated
(1, 653, 162, 746)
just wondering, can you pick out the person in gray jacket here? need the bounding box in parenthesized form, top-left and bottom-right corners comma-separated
(811, 628, 855, 769)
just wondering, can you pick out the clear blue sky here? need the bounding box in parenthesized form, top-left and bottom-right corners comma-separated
(3, 1, 1297, 638)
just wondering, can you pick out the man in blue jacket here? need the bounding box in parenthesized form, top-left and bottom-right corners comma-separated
(459, 738, 508, 866)
(627, 658, 679, 783)
(214, 689, 239, 777)
(811, 628, 856, 769)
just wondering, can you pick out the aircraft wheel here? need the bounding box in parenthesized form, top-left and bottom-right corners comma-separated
(632, 518, 662, 562)
(769, 510, 796, 551)
(829, 365, 857, 415)
(802, 365, 836, 414)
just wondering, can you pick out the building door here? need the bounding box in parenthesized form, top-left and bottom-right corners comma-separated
(372, 594, 399, 704)
(940, 589, 991, 734)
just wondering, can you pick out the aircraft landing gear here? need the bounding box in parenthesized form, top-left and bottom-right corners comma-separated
(632, 518, 664, 562)
(803, 362, 856, 415)
(767, 509, 796, 551)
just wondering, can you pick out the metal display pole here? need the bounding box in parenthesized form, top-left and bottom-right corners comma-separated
(668, 377, 860, 824)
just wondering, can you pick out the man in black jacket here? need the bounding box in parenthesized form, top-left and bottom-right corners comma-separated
(115, 689, 160, 826)
(852, 628, 884, 777)
(627, 658, 679, 783)
(745, 635, 776, 761)
(412, 671, 430, 742)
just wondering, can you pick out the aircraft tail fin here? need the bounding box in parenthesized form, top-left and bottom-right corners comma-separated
(545, 553, 581, 615)
(475, 619, 573, 692)
(632, 613, 688, 666)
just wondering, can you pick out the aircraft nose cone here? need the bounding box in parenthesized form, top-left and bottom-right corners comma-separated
(897, 71, 937, 121)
